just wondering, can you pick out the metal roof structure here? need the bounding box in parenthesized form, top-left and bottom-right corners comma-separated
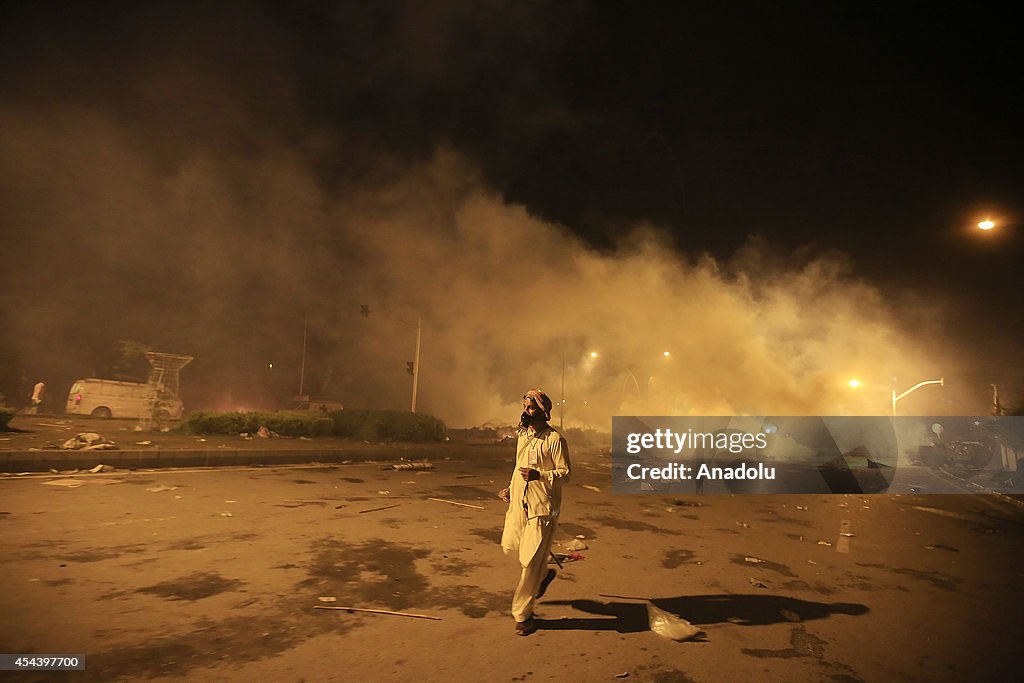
(144, 352, 193, 398)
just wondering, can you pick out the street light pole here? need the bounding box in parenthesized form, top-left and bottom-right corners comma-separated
(560, 349, 565, 430)
(891, 377, 943, 417)
(410, 317, 421, 413)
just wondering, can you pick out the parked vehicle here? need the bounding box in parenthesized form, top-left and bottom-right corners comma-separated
(66, 378, 185, 420)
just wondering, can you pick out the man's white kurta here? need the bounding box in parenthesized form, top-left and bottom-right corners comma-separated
(501, 425, 571, 565)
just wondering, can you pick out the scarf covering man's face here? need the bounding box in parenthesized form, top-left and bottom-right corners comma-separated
(521, 389, 552, 426)
(523, 389, 552, 418)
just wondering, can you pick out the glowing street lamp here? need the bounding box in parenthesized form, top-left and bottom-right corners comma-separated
(847, 378, 861, 389)
(977, 219, 996, 231)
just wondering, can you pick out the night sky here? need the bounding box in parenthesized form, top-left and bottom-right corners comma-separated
(1, 1, 1020, 424)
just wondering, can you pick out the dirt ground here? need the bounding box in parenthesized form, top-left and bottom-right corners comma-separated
(1, 439, 1022, 682)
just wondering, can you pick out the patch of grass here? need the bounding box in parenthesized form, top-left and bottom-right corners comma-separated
(182, 409, 446, 442)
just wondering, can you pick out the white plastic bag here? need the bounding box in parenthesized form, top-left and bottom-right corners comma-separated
(647, 603, 703, 642)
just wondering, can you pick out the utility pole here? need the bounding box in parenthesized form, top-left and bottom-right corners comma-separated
(298, 315, 308, 399)
(411, 317, 422, 413)
(991, 384, 1004, 416)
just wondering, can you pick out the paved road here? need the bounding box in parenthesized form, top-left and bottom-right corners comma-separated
(1, 448, 1021, 682)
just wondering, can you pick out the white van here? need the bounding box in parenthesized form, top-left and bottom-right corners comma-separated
(66, 379, 185, 420)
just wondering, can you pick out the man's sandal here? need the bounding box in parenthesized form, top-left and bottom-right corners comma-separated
(514, 617, 537, 636)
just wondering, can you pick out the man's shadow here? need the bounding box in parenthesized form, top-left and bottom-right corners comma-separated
(536, 594, 869, 633)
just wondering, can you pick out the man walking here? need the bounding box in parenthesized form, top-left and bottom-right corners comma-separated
(499, 389, 571, 636)
(28, 380, 45, 415)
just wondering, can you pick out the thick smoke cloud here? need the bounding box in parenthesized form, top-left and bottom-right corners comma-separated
(0, 2, 980, 425)
(0, 120, 960, 425)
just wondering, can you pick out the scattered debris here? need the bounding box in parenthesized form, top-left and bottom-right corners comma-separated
(317, 596, 337, 603)
(314, 605, 441, 621)
(134, 440, 154, 446)
(42, 479, 85, 488)
(359, 504, 401, 514)
(736, 521, 751, 528)
(839, 532, 854, 537)
(581, 485, 601, 492)
(61, 433, 118, 450)
(743, 556, 765, 564)
(256, 425, 279, 438)
(240, 433, 254, 440)
(564, 539, 588, 551)
(616, 673, 630, 679)
(146, 485, 177, 493)
(647, 603, 704, 642)
(376, 490, 390, 495)
(807, 560, 817, 565)
(549, 552, 585, 564)
(88, 464, 115, 473)
(427, 497, 484, 510)
(796, 505, 808, 510)
(780, 609, 802, 622)
(923, 544, 959, 552)
(816, 540, 832, 546)
(384, 462, 434, 471)
(748, 577, 769, 589)
(219, 512, 233, 517)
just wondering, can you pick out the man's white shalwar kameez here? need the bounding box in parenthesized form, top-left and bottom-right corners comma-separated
(500, 424, 570, 623)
